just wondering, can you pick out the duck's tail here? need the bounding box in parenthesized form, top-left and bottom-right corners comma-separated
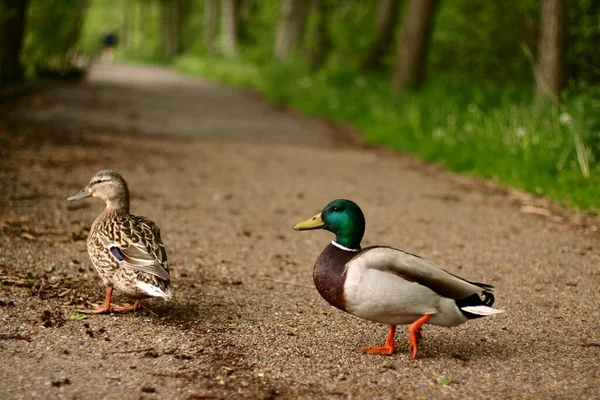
(456, 291, 505, 319)
(137, 279, 172, 301)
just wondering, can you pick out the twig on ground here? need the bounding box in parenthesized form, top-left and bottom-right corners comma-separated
(105, 347, 155, 354)
(0, 277, 29, 286)
(260, 277, 313, 289)
(149, 369, 199, 378)
(0, 334, 32, 341)
(140, 304, 159, 317)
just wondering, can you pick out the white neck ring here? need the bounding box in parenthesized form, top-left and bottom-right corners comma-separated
(331, 240, 360, 252)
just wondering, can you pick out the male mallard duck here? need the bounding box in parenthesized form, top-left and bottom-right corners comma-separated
(294, 199, 504, 359)
(67, 170, 171, 314)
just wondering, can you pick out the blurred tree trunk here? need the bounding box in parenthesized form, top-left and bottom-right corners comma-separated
(221, 0, 238, 55)
(237, 0, 254, 23)
(204, 0, 219, 53)
(535, 0, 565, 102)
(161, 0, 180, 59)
(63, 0, 88, 61)
(361, 0, 401, 72)
(577, 3, 600, 84)
(236, 0, 254, 41)
(140, 0, 152, 55)
(275, 0, 307, 61)
(0, 0, 28, 87)
(177, 0, 192, 53)
(121, 0, 132, 52)
(307, 0, 331, 70)
(391, 0, 439, 91)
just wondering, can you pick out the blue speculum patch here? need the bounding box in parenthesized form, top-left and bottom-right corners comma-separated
(110, 246, 125, 261)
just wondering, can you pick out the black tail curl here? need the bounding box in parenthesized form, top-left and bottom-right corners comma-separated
(455, 291, 495, 319)
(480, 291, 495, 307)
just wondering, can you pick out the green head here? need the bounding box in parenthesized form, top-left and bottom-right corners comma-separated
(294, 199, 365, 250)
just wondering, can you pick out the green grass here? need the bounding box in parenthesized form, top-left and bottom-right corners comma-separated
(173, 54, 600, 212)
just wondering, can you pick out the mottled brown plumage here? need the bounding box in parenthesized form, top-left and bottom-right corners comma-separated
(68, 170, 171, 314)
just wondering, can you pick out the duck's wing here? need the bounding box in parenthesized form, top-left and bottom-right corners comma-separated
(348, 246, 493, 299)
(100, 216, 170, 282)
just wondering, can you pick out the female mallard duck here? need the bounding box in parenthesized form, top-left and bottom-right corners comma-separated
(294, 199, 504, 359)
(67, 170, 171, 314)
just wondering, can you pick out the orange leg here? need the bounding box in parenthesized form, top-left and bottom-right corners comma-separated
(408, 314, 433, 359)
(113, 300, 142, 312)
(360, 325, 397, 355)
(81, 287, 114, 314)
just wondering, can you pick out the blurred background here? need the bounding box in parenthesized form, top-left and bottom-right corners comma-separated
(1, 0, 599, 210)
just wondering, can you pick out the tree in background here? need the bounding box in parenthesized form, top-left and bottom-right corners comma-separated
(221, 0, 237, 55)
(535, 0, 565, 102)
(204, 0, 219, 53)
(11, 0, 599, 95)
(0, 0, 28, 87)
(307, 0, 331, 70)
(361, 0, 401, 72)
(392, 0, 439, 90)
(275, 0, 307, 61)
(63, 0, 88, 61)
(120, 1, 132, 53)
(568, 0, 599, 84)
(161, 0, 180, 59)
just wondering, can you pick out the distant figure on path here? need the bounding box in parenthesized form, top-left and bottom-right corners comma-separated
(101, 32, 118, 62)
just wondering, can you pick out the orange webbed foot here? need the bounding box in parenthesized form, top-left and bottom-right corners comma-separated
(79, 305, 114, 314)
(360, 344, 397, 355)
(408, 314, 433, 359)
(80, 287, 114, 314)
(360, 325, 397, 356)
(113, 300, 142, 313)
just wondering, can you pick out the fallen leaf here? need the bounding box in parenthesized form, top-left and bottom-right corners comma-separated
(69, 312, 88, 320)
(520, 205, 551, 217)
(437, 378, 452, 386)
(21, 232, 35, 240)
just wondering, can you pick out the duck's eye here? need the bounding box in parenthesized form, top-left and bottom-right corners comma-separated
(332, 206, 340, 212)
(92, 179, 103, 186)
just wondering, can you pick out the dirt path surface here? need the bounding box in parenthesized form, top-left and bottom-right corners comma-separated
(7, 63, 345, 147)
(1, 63, 598, 400)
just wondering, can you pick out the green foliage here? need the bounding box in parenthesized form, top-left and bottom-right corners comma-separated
(175, 55, 600, 210)
(567, 0, 600, 84)
(437, 377, 452, 386)
(321, 2, 378, 69)
(72, 0, 600, 209)
(23, 0, 86, 78)
(82, 0, 599, 84)
(430, 0, 539, 84)
(79, 0, 123, 55)
(81, 0, 164, 60)
(68, 312, 89, 320)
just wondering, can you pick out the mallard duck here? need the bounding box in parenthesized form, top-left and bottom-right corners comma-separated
(294, 199, 504, 358)
(67, 170, 171, 314)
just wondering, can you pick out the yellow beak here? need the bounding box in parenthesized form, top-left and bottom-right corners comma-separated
(293, 212, 326, 230)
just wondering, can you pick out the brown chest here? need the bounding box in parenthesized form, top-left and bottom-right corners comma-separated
(312, 243, 358, 312)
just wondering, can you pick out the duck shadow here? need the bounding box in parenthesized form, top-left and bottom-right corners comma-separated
(353, 321, 517, 361)
(391, 329, 518, 361)
(422, 336, 516, 361)
(144, 296, 243, 331)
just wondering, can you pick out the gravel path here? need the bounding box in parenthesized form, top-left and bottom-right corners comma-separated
(0, 63, 598, 400)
